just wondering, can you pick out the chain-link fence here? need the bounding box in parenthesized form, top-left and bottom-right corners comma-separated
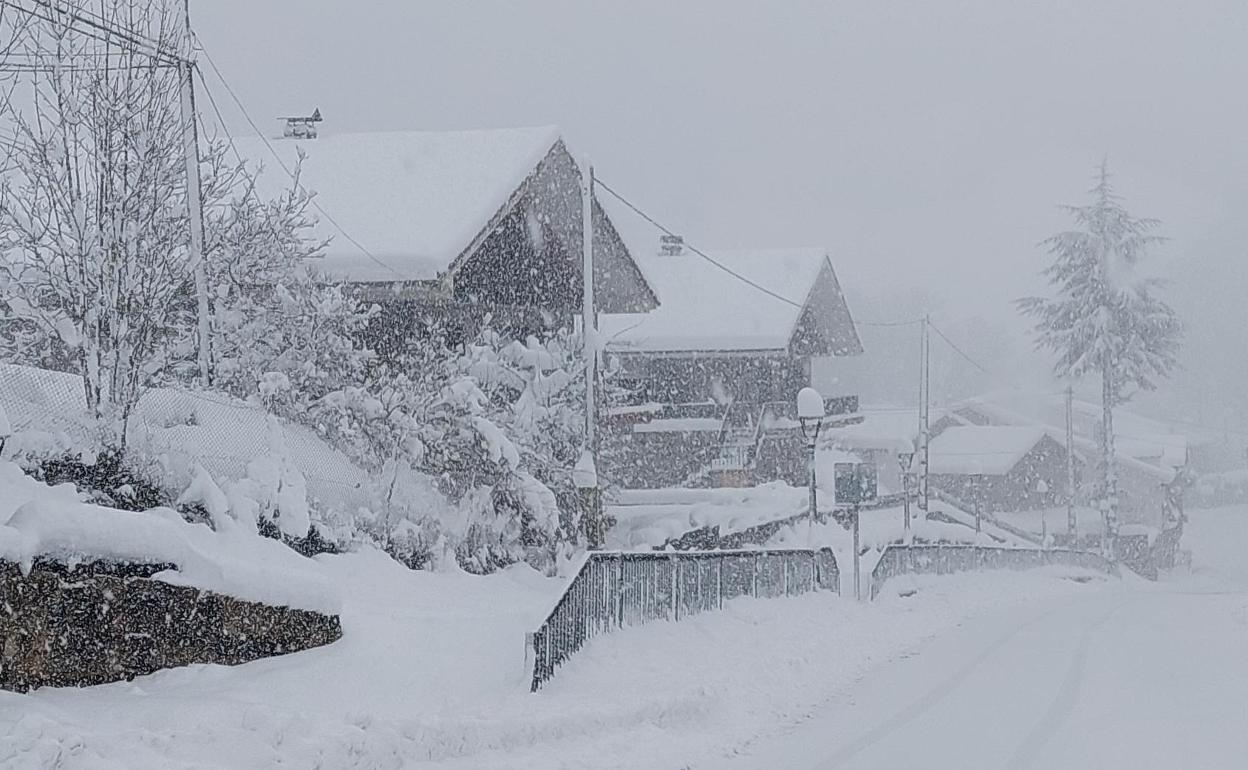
(0, 362, 370, 516)
(528, 548, 839, 691)
(868, 544, 1118, 600)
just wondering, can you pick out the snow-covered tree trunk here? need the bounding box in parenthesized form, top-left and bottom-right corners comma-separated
(1100, 362, 1119, 540)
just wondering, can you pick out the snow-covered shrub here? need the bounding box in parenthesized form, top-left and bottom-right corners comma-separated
(196, 149, 378, 419)
(456, 328, 586, 539)
(25, 449, 169, 513)
(306, 324, 586, 573)
(355, 458, 448, 570)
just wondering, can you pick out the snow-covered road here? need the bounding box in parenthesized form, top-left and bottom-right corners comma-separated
(707, 538, 1248, 769)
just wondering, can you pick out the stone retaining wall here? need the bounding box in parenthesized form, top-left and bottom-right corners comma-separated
(0, 559, 341, 692)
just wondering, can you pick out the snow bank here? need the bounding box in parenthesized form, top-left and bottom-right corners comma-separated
(135, 387, 370, 518)
(0, 462, 338, 614)
(0, 459, 85, 523)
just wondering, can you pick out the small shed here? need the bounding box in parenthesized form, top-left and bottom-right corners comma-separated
(928, 426, 1073, 512)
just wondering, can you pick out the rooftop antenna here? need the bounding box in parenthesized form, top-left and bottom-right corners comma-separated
(279, 108, 322, 139)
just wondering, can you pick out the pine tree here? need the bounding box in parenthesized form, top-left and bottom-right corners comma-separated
(1018, 163, 1182, 543)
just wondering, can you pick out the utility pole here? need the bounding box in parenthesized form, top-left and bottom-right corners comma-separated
(580, 154, 603, 549)
(917, 315, 931, 512)
(1065, 384, 1077, 540)
(898, 451, 914, 535)
(179, 0, 211, 385)
(852, 503, 861, 600)
(581, 155, 597, 453)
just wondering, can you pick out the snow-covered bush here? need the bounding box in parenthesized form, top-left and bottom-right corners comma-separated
(307, 324, 586, 573)
(354, 458, 447, 570)
(194, 147, 378, 419)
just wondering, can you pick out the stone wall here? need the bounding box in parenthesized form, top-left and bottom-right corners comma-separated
(0, 559, 341, 692)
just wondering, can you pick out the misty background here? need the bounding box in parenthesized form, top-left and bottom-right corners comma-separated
(194, 0, 1248, 436)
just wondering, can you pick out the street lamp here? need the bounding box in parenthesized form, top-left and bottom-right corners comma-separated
(797, 387, 825, 536)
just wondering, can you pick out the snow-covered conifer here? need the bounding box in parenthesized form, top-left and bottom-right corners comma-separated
(1018, 164, 1182, 539)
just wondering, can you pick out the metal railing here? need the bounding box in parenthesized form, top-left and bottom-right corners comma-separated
(528, 548, 839, 691)
(929, 487, 1043, 545)
(869, 544, 1118, 600)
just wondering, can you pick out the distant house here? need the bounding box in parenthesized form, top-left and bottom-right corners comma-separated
(928, 426, 1073, 512)
(238, 125, 657, 353)
(932, 392, 1194, 525)
(825, 406, 941, 494)
(936, 392, 1198, 471)
(600, 246, 862, 405)
(596, 237, 863, 488)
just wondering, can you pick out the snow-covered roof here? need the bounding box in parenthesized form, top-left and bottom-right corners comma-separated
(952, 390, 1193, 468)
(234, 126, 562, 282)
(829, 406, 942, 454)
(600, 248, 823, 352)
(928, 426, 1053, 476)
(595, 189, 861, 356)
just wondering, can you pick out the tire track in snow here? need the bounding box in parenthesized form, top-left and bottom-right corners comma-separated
(815, 604, 1068, 769)
(1004, 599, 1127, 770)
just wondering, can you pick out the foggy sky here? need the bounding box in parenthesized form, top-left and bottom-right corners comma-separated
(195, 0, 1248, 431)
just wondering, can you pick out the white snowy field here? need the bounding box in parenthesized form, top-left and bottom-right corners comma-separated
(2, 507, 1244, 769)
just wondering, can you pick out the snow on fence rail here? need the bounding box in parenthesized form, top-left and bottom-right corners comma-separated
(528, 548, 840, 691)
(869, 544, 1118, 600)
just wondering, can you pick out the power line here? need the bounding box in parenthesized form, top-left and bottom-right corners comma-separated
(192, 35, 408, 282)
(928, 321, 993, 377)
(0, 60, 179, 73)
(191, 70, 320, 269)
(0, 0, 130, 55)
(3, 0, 181, 65)
(192, 63, 243, 166)
(35, 0, 180, 63)
(595, 177, 804, 310)
(856, 318, 925, 327)
(596, 178, 940, 334)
